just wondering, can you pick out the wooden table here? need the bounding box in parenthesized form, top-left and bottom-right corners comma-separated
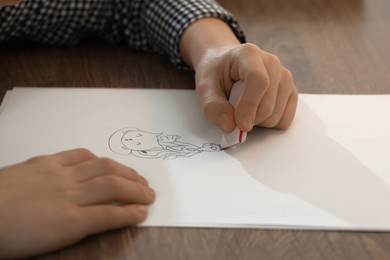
(1, 0, 390, 259)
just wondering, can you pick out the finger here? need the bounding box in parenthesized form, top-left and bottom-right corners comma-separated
(71, 157, 148, 185)
(274, 84, 298, 129)
(80, 204, 149, 235)
(75, 175, 155, 206)
(196, 77, 236, 133)
(234, 71, 269, 131)
(52, 148, 97, 167)
(233, 46, 270, 131)
(259, 69, 296, 128)
(253, 54, 282, 124)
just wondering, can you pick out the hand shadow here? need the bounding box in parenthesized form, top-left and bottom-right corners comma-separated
(225, 100, 390, 229)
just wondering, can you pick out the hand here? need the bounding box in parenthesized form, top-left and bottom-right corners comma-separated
(0, 148, 155, 258)
(195, 43, 298, 132)
(180, 18, 298, 133)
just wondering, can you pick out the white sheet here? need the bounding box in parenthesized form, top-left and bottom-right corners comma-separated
(0, 88, 389, 230)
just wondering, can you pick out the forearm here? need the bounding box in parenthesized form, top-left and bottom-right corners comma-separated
(180, 17, 241, 70)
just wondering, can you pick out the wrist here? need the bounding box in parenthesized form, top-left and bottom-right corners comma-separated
(180, 17, 240, 71)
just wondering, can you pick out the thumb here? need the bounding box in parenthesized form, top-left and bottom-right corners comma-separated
(196, 79, 236, 133)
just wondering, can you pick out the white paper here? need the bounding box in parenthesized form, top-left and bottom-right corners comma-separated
(0, 88, 389, 231)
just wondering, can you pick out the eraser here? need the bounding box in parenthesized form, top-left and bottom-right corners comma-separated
(220, 81, 247, 149)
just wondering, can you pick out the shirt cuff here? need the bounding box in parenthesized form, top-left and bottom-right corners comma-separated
(141, 0, 246, 71)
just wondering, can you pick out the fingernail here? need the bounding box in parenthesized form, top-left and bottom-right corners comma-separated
(218, 113, 229, 131)
(242, 115, 254, 131)
(148, 188, 156, 198)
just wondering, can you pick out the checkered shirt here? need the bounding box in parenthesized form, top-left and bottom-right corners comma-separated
(0, 0, 246, 69)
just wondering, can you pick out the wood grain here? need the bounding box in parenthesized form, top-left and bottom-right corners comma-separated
(1, 0, 390, 259)
(219, 0, 390, 94)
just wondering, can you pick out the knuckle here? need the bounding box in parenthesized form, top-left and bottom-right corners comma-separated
(75, 148, 95, 158)
(27, 155, 51, 164)
(285, 67, 293, 78)
(282, 68, 294, 83)
(267, 53, 282, 67)
(239, 43, 262, 54)
(97, 157, 118, 172)
(279, 68, 297, 95)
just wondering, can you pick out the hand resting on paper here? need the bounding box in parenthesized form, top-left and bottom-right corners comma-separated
(180, 18, 298, 133)
(0, 148, 155, 259)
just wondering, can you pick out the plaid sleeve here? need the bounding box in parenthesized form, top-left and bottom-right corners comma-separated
(0, 0, 115, 45)
(0, 0, 246, 70)
(137, 0, 246, 70)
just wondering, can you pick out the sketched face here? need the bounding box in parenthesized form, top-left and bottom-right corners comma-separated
(121, 130, 161, 151)
(202, 143, 221, 151)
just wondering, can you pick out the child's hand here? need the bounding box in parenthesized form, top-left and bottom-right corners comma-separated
(0, 148, 155, 258)
(180, 18, 298, 133)
(194, 43, 298, 133)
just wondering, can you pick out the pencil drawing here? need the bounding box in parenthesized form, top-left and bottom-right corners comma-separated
(109, 127, 221, 160)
